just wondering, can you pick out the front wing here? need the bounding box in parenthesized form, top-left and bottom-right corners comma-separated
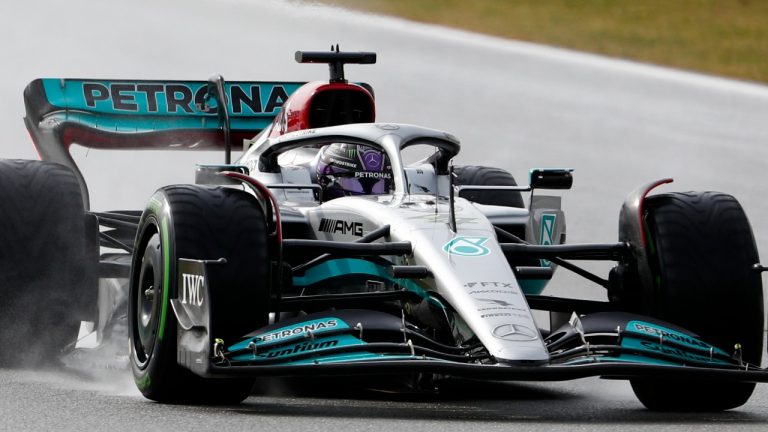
(175, 302, 768, 384)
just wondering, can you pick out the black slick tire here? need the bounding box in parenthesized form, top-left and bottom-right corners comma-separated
(629, 191, 763, 411)
(129, 185, 271, 404)
(0, 159, 94, 367)
(453, 165, 524, 208)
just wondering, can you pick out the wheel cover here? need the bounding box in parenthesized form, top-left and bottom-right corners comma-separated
(133, 235, 162, 366)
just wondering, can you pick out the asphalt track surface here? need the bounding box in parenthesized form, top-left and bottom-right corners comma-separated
(2, 0, 768, 430)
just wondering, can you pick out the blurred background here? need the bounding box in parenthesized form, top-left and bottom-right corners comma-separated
(326, 0, 768, 83)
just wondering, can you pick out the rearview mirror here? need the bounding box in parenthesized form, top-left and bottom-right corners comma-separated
(529, 169, 573, 190)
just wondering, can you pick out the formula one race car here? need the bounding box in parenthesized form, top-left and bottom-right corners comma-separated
(3, 48, 767, 411)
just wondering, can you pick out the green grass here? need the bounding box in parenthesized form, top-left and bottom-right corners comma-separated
(323, 0, 768, 84)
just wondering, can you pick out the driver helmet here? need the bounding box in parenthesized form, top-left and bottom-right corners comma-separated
(315, 143, 393, 201)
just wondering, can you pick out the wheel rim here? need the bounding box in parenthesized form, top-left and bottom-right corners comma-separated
(133, 234, 162, 366)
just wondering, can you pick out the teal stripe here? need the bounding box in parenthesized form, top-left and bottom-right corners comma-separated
(293, 258, 428, 299)
(42, 112, 273, 133)
(282, 353, 436, 366)
(519, 279, 548, 295)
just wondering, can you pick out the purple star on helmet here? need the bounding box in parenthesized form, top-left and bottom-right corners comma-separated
(362, 150, 382, 169)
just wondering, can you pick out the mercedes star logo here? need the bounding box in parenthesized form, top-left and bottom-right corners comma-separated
(492, 323, 538, 341)
(364, 151, 381, 168)
(376, 124, 400, 130)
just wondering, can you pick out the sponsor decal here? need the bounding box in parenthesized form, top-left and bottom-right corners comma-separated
(443, 237, 490, 257)
(492, 324, 539, 341)
(327, 157, 357, 168)
(620, 321, 731, 365)
(283, 129, 317, 140)
(464, 282, 514, 289)
(80, 82, 289, 114)
(355, 171, 392, 179)
(539, 213, 557, 266)
(468, 289, 519, 295)
(481, 312, 512, 319)
(257, 339, 339, 359)
(253, 319, 339, 343)
(476, 298, 526, 313)
(478, 298, 515, 307)
(318, 218, 364, 237)
(231, 334, 368, 363)
(478, 307, 513, 312)
(627, 321, 724, 354)
(180, 273, 204, 307)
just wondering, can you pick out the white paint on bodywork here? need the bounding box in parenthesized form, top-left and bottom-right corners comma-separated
(304, 194, 549, 362)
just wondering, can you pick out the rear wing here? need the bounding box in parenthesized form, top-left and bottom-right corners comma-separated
(23, 78, 303, 208)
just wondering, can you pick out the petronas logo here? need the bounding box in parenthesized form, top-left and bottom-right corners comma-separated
(443, 237, 490, 257)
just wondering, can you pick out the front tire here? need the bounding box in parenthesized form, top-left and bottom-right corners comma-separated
(628, 191, 763, 411)
(129, 185, 271, 404)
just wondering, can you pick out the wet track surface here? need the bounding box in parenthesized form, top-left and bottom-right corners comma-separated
(2, 368, 768, 432)
(2, 0, 768, 429)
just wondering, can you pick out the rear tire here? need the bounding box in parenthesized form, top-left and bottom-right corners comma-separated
(129, 185, 271, 404)
(454, 165, 524, 208)
(629, 191, 763, 411)
(0, 159, 94, 367)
